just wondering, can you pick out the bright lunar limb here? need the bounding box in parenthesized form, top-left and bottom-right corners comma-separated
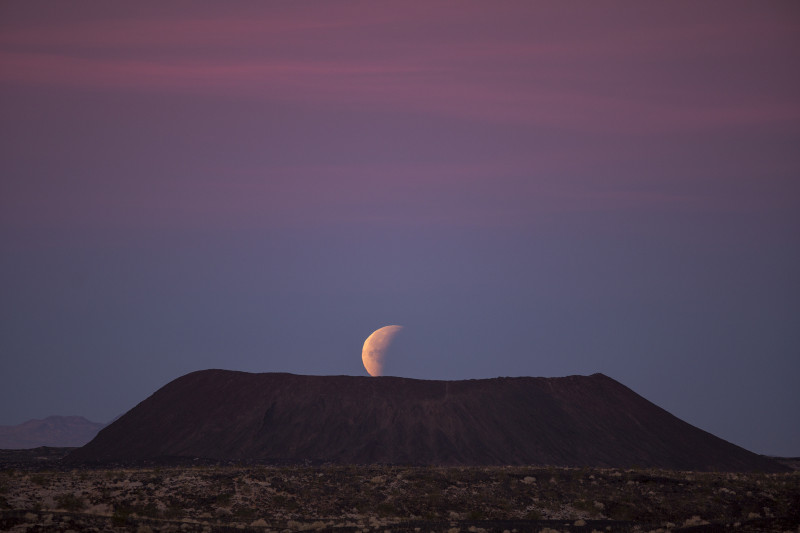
(362, 325, 404, 377)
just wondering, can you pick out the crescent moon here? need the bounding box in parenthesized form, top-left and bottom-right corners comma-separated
(362, 325, 404, 377)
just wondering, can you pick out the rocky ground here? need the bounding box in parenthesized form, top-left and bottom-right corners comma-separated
(0, 450, 798, 532)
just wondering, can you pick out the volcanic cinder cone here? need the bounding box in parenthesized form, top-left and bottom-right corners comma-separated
(67, 370, 786, 472)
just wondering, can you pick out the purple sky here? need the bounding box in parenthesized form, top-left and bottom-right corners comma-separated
(1, 2, 798, 456)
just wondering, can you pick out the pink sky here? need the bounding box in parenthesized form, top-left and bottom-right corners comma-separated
(2, 4, 797, 132)
(3, 2, 798, 231)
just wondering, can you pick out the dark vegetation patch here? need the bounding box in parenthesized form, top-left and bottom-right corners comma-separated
(0, 464, 798, 531)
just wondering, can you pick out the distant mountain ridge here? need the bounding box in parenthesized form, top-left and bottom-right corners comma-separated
(0, 416, 105, 449)
(68, 370, 786, 471)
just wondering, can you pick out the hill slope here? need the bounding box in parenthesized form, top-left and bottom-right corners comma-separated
(67, 370, 784, 471)
(0, 416, 104, 449)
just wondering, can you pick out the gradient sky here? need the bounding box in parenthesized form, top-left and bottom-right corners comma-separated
(1, 2, 798, 456)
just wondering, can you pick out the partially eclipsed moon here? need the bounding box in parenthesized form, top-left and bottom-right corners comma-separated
(362, 325, 404, 377)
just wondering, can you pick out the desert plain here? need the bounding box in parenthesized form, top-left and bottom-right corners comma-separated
(1, 449, 798, 533)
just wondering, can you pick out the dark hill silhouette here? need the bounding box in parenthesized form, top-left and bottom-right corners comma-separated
(67, 370, 785, 471)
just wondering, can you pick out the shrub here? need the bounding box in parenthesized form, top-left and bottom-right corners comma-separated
(138, 502, 159, 518)
(524, 509, 541, 520)
(216, 493, 233, 507)
(467, 509, 484, 520)
(163, 504, 184, 519)
(56, 493, 86, 512)
(376, 501, 397, 516)
(111, 506, 131, 526)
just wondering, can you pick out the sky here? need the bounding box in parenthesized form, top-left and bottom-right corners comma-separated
(1, 2, 798, 457)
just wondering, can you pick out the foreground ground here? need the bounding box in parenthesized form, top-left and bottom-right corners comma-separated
(0, 450, 798, 532)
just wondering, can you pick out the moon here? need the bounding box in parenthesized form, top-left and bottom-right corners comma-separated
(362, 325, 404, 377)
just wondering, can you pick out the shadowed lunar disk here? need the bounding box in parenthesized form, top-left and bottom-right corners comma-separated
(362, 325, 404, 377)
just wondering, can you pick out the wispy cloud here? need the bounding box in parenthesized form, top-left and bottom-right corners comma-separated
(2, 5, 797, 133)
